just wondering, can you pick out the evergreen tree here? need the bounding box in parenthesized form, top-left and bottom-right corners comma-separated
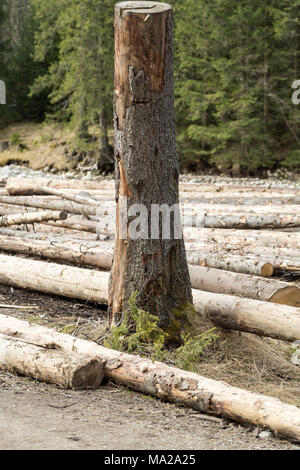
(31, 0, 114, 162)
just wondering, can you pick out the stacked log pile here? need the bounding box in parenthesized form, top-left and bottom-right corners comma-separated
(0, 175, 299, 437)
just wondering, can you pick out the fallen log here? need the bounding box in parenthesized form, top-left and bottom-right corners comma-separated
(0, 254, 298, 342)
(37, 186, 100, 207)
(194, 213, 300, 229)
(0, 195, 98, 217)
(187, 251, 273, 277)
(193, 289, 300, 342)
(0, 233, 286, 303)
(6, 176, 299, 195)
(184, 228, 300, 248)
(0, 254, 108, 303)
(0, 315, 299, 442)
(6, 177, 114, 195)
(189, 265, 300, 306)
(0, 333, 103, 389)
(0, 233, 113, 268)
(0, 210, 67, 227)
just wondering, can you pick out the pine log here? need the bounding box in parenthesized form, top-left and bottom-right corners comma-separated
(193, 290, 300, 342)
(0, 315, 299, 441)
(0, 233, 113, 268)
(184, 228, 300, 248)
(187, 251, 273, 276)
(0, 210, 67, 227)
(36, 186, 100, 207)
(0, 333, 103, 389)
(0, 254, 108, 303)
(6, 176, 299, 195)
(0, 254, 298, 342)
(189, 265, 300, 306)
(0, 195, 98, 216)
(6, 177, 113, 195)
(0, 233, 297, 305)
(194, 213, 300, 229)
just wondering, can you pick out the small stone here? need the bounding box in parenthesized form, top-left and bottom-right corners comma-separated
(291, 445, 300, 450)
(258, 430, 272, 438)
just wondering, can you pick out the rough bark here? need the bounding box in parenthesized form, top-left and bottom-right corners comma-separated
(1, 315, 300, 441)
(0, 210, 67, 227)
(0, 333, 104, 389)
(189, 265, 300, 307)
(109, 2, 192, 328)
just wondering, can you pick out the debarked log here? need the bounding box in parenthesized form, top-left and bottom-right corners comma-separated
(0, 210, 67, 227)
(0, 314, 299, 442)
(0, 333, 103, 389)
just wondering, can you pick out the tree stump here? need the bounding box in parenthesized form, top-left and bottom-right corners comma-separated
(109, 1, 192, 336)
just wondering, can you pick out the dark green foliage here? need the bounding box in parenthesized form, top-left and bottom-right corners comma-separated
(105, 292, 218, 371)
(1, 0, 300, 173)
(173, 0, 300, 174)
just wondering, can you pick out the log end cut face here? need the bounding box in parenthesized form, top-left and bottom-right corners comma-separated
(116, 2, 172, 15)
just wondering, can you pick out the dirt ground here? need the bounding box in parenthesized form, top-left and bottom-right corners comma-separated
(0, 284, 299, 450)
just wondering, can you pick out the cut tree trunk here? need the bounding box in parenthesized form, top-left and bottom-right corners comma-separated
(0, 254, 298, 342)
(34, 186, 100, 207)
(0, 333, 103, 389)
(0, 315, 299, 441)
(189, 265, 300, 306)
(110, 2, 192, 328)
(0, 210, 67, 227)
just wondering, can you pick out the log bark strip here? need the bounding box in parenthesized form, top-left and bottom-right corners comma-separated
(0, 333, 104, 389)
(0, 210, 67, 227)
(0, 315, 299, 441)
(110, 2, 192, 326)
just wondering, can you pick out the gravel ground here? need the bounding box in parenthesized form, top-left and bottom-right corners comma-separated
(0, 371, 298, 451)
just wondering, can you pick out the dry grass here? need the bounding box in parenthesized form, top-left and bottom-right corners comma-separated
(197, 320, 300, 407)
(0, 121, 114, 171)
(0, 122, 74, 170)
